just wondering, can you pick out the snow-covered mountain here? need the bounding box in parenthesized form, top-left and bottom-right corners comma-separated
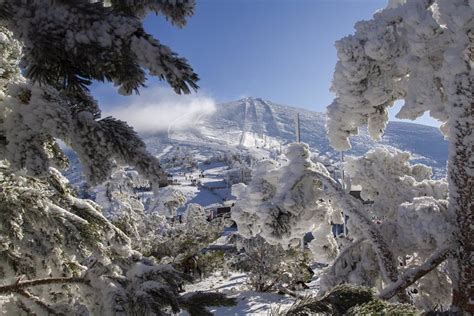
(65, 97, 448, 190)
(142, 97, 448, 176)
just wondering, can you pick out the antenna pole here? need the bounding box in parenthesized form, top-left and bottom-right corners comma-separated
(296, 113, 301, 143)
(341, 152, 345, 188)
(341, 151, 347, 236)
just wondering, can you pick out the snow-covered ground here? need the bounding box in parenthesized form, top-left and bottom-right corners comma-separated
(179, 268, 323, 316)
(166, 162, 234, 213)
(180, 272, 295, 316)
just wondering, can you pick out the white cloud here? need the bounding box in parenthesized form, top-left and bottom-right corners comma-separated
(104, 86, 216, 133)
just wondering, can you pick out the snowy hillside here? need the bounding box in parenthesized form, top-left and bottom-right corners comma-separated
(65, 97, 448, 193)
(142, 97, 448, 176)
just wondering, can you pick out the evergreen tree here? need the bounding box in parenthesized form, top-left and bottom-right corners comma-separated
(326, 0, 472, 312)
(233, 143, 454, 310)
(0, 163, 237, 314)
(0, 0, 199, 188)
(0, 2, 236, 314)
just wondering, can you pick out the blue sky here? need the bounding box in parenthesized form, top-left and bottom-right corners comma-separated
(93, 0, 441, 127)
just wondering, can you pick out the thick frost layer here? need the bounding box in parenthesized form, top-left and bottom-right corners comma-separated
(327, 2, 472, 309)
(0, 0, 199, 187)
(233, 144, 455, 308)
(232, 143, 339, 263)
(344, 148, 454, 255)
(323, 148, 453, 308)
(327, 0, 472, 151)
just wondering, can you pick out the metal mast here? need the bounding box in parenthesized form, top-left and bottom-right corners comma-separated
(341, 151, 347, 236)
(296, 113, 301, 143)
(297, 112, 305, 251)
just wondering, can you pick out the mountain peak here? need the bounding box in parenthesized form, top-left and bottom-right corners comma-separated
(144, 97, 448, 178)
(239, 96, 269, 104)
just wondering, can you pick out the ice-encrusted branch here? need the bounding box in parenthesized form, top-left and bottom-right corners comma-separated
(16, 289, 59, 315)
(310, 170, 410, 302)
(379, 246, 453, 300)
(0, 277, 88, 295)
(328, 238, 367, 276)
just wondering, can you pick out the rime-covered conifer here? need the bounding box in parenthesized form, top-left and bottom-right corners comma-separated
(0, 1, 199, 187)
(326, 1, 472, 311)
(0, 3, 237, 314)
(233, 143, 454, 310)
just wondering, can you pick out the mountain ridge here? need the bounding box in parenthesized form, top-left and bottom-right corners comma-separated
(65, 97, 448, 189)
(144, 97, 447, 175)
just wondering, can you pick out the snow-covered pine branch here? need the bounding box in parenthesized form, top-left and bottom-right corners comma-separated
(0, 164, 170, 314)
(0, 277, 88, 295)
(0, 0, 199, 187)
(2, 1, 197, 95)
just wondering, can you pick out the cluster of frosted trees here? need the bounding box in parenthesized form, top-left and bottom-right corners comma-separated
(233, 143, 453, 309)
(234, 0, 472, 313)
(96, 169, 226, 263)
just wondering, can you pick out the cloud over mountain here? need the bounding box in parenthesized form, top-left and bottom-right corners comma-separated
(105, 86, 216, 133)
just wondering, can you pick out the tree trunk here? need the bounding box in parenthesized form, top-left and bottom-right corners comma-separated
(448, 73, 473, 313)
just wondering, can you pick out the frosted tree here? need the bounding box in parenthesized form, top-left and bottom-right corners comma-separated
(232, 142, 341, 258)
(94, 167, 150, 243)
(148, 186, 187, 218)
(233, 143, 456, 310)
(0, 0, 199, 188)
(326, 0, 472, 312)
(231, 143, 342, 288)
(230, 235, 313, 293)
(141, 204, 227, 266)
(320, 148, 453, 310)
(94, 169, 224, 260)
(92, 170, 225, 269)
(0, 3, 237, 314)
(0, 164, 237, 314)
